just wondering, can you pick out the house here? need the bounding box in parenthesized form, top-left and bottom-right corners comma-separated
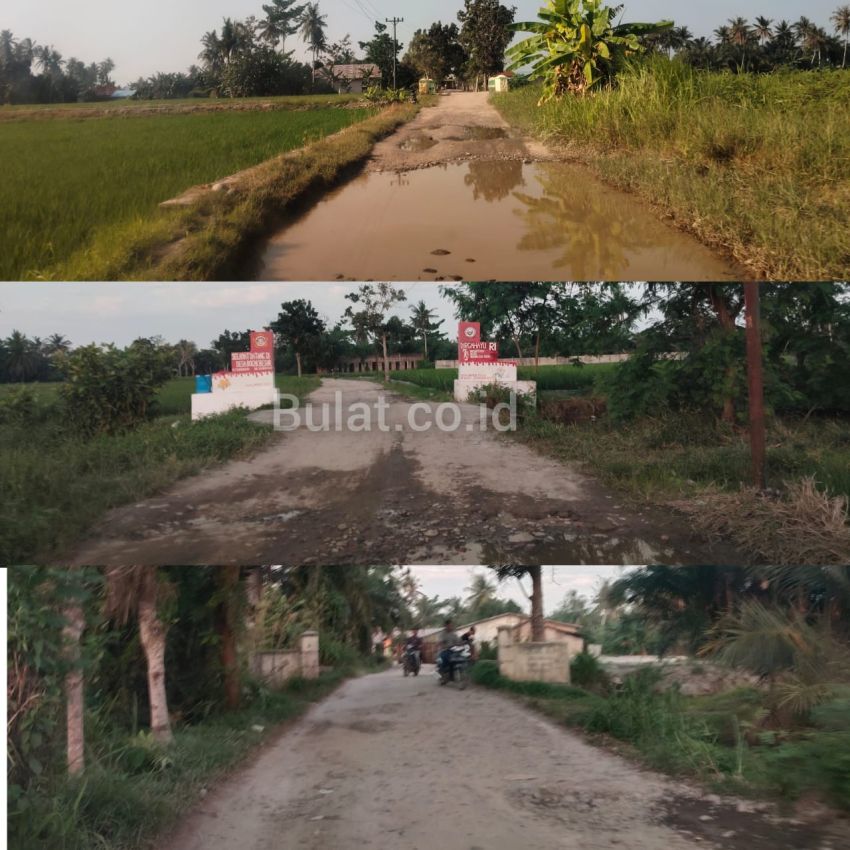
(419, 613, 584, 663)
(323, 63, 381, 94)
(488, 71, 514, 93)
(317, 352, 426, 375)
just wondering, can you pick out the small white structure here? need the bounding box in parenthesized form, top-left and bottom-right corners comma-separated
(191, 372, 276, 421)
(498, 626, 573, 684)
(325, 63, 381, 94)
(251, 631, 320, 688)
(488, 73, 512, 93)
(454, 361, 536, 403)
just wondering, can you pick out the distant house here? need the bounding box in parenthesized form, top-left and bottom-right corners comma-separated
(419, 612, 584, 663)
(322, 63, 381, 94)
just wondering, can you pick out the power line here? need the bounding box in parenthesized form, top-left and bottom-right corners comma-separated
(355, 0, 382, 20)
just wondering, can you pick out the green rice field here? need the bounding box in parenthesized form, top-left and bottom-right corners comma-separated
(1, 101, 374, 280)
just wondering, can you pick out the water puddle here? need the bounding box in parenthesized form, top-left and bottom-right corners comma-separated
(258, 160, 742, 281)
(399, 135, 438, 152)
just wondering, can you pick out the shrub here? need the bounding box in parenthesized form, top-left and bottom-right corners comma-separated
(570, 651, 609, 691)
(60, 340, 174, 436)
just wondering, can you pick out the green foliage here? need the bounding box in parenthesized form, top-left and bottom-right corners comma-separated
(60, 340, 174, 436)
(507, 0, 672, 100)
(570, 651, 609, 690)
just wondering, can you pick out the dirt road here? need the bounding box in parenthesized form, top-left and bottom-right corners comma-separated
(66, 379, 742, 567)
(159, 667, 830, 850)
(257, 92, 743, 282)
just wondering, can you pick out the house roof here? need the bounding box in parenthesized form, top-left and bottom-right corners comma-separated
(331, 63, 380, 80)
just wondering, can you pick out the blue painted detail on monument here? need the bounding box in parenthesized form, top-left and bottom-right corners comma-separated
(195, 375, 213, 394)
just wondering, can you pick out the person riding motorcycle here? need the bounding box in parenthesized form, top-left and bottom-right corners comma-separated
(436, 619, 461, 677)
(403, 628, 423, 673)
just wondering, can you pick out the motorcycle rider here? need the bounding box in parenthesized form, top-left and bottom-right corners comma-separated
(404, 628, 423, 666)
(436, 619, 461, 678)
(461, 625, 477, 660)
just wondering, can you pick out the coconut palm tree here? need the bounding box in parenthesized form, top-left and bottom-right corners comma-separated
(727, 17, 752, 70)
(4, 331, 40, 382)
(62, 571, 86, 776)
(754, 16, 773, 46)
(465, 573, 498, 616)
(104, 567, 174, 744)
(261, 0, 307, 53)
(492, 566, 545, 641)
(410, 300, 436, 358)
(300, 2, 328, 85)
(832, 5, 850, 67)
(44, 333, 71, 356)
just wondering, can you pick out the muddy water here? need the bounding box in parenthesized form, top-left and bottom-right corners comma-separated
(258, 160, 742, 281)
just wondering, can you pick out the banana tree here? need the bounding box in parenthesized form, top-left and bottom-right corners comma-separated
(506, 0, 673, 101)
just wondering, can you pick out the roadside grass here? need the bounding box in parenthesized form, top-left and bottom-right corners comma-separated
(471, 661, 850, 813)
(2, 105, 377, 280)
(8, 669, 353, 850)
(514, 412, 850, 564)
(0, 375, 319, 563)
(43, 102, 418, 281)
(493, 64, 850, 280)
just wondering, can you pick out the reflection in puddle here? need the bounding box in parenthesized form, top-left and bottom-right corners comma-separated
(258, 161, 742, 281)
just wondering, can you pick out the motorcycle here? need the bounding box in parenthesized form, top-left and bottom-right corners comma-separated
(403, 645, 421, 677)
(437, 643, 472, 690)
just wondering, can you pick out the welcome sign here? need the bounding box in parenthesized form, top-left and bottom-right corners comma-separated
(458, 322, 498, 363)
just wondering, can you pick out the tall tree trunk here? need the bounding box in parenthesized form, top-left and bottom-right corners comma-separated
(296, 350, 303, 378)
(529, 566, 544, 642)
(706, 286, 740, 424)
(62, 599, 85, 776)
(218, 566, 241, 711)
(382, 333, 390, 382)
(513, 336, 522, 359)
(423, 331, 428, 358)
(138, 570, 172, 744)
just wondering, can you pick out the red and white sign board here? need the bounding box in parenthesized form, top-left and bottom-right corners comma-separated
(230, 329, 275, 375)
(457, 362, 518, 383)
(458, 321, 498, 364)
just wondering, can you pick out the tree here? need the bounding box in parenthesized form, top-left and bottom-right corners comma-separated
(458, 0, 517, 89)
(409, 300, 442, 358)
(727, 17, 753, 71)
(405, 22, 467, 83)
(344, 283, 407, 382)
(300, 2, 328, 84)
(271, 299, 325, 377)
(216, 567, 242, 711)
(104, 568, 174, 744)
(833, 5, 850, 67)
(442, 281, 553, 358)
(261, 0, 307, 52)
(491, 566, 544, 640)
(465, 573, 498, 615)
(507, 0, 672, 100)
(62, 583, 85, 776)
(360, 21, 405, 88)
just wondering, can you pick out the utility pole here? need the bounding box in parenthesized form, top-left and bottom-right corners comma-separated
(386, 17, 404, 90)
(744, 282, 766, 491)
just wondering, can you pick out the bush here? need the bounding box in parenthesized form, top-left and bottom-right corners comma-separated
(60, 340, 174, 436)
(570, 652, 609, 691)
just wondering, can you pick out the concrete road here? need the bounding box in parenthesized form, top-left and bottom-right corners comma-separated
(158, 666, 829, 850)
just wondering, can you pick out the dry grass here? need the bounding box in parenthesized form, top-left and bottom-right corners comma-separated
(674, 478, 850, 565)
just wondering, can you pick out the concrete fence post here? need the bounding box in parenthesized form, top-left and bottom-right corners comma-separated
(497, 626, 514, 680)
(300, 630, 320, 679)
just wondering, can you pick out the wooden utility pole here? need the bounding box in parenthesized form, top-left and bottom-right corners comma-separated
(386, 17, 404, 90)
(744, 282, 766, 490)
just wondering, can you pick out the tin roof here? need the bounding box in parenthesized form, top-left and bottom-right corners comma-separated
(331, 63, 380, 80)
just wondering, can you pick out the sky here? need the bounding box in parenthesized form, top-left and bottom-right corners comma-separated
(409, 566, 629, 615)
(0, 282, 459, 348)
(4, 0, 843, 84)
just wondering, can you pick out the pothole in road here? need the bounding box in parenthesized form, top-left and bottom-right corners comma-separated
(444, 125, 509, 141)
(399, 135, 439, 152)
